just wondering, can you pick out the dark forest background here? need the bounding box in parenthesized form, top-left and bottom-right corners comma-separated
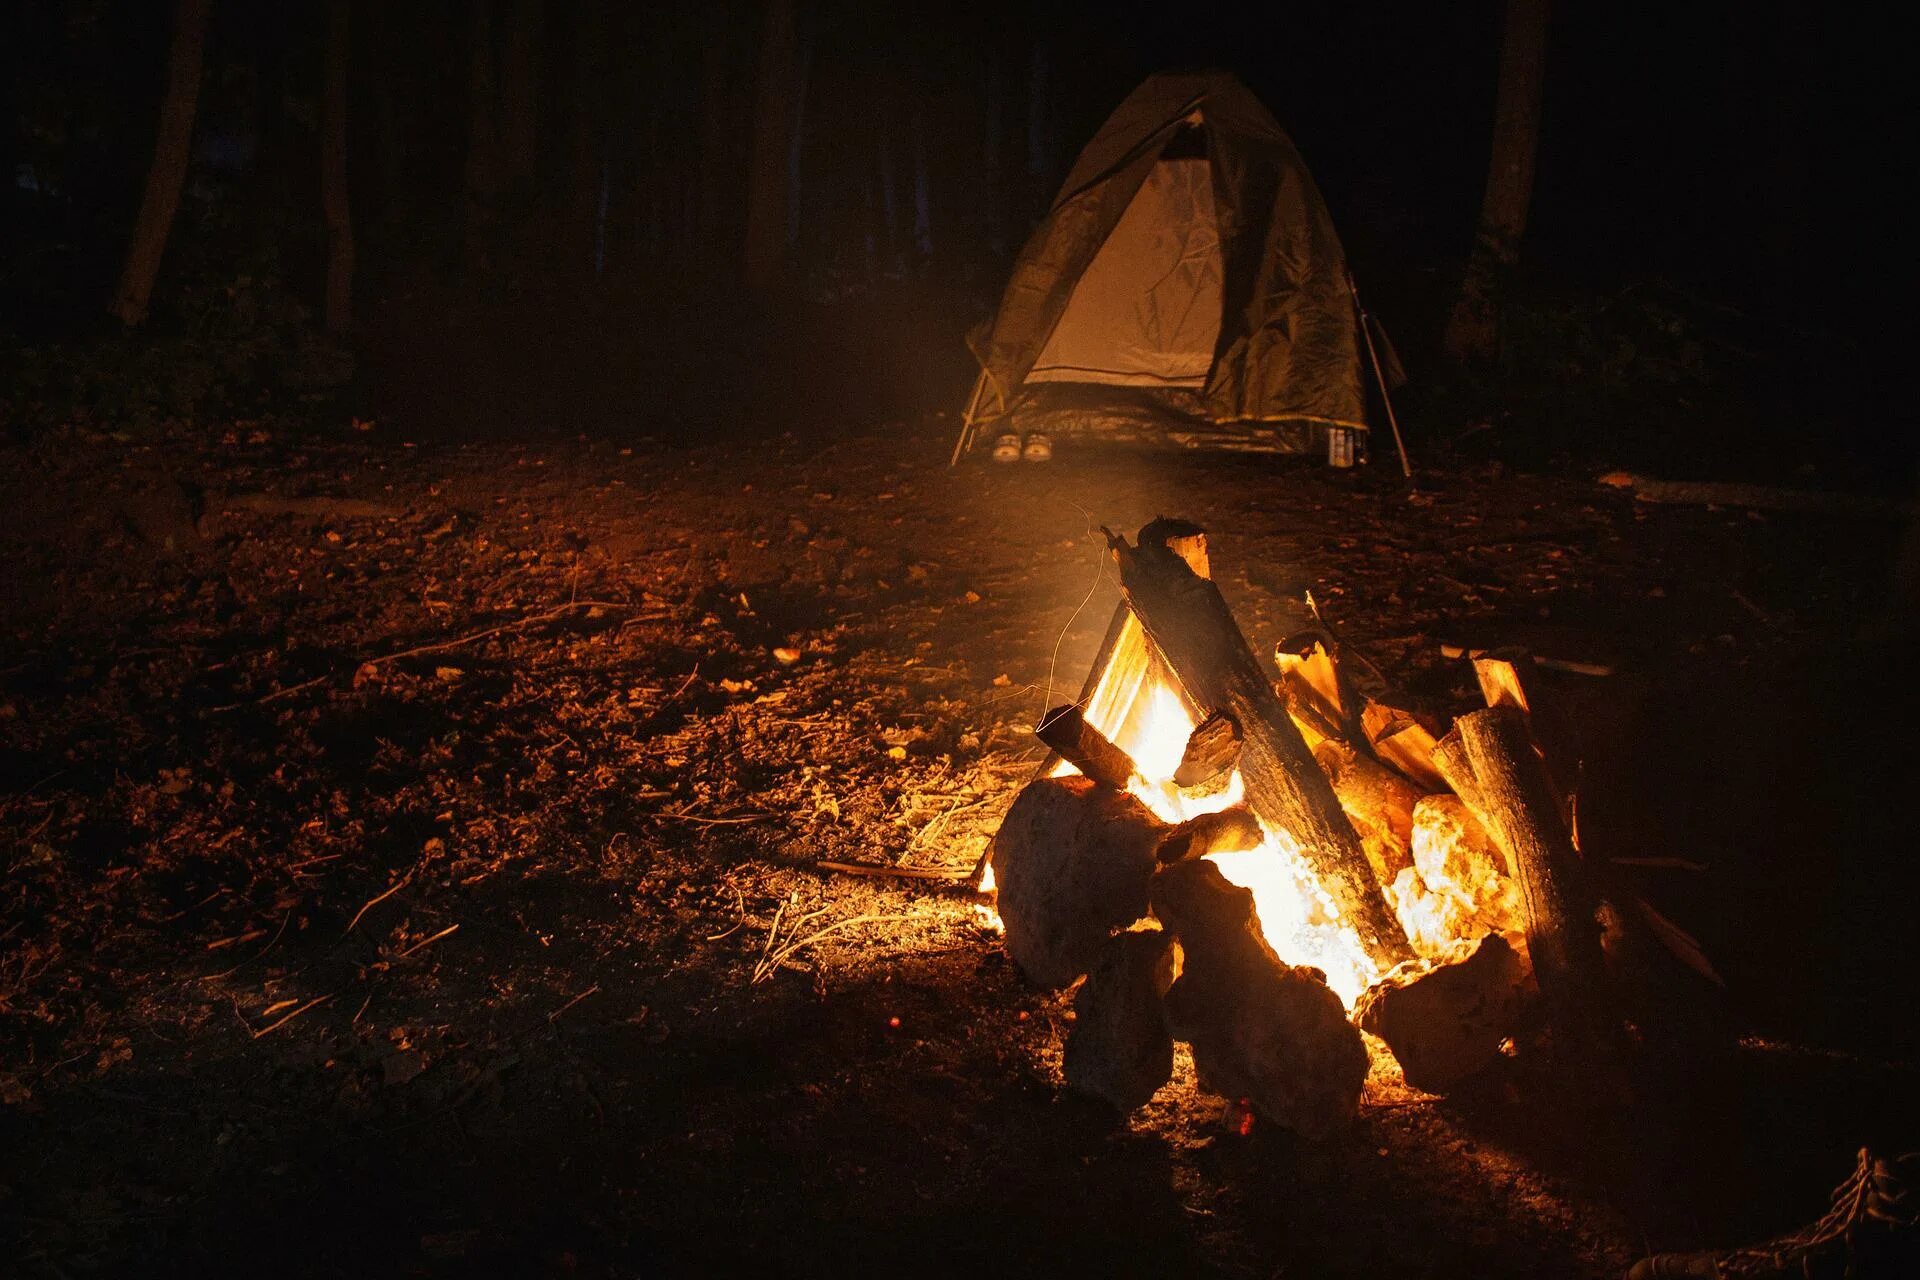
(0, 0, 1904, 480)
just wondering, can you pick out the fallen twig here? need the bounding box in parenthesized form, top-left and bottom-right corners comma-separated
(548, 984, 600, 1023)
(816, 860, 969, 881)
(751, 911, 917, 984)
(392, 923, 459, 960)
(346, 872, 413, 934)
(221, 601, 662, 709)
(248, 993, 333, 1039)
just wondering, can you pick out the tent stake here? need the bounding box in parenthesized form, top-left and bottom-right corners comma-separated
(1348, 270, 1413, 480)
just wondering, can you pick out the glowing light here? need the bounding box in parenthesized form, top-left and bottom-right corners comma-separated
(1032, 621, 1383, 1008)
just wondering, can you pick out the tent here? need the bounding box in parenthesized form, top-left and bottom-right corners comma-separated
(959, 70, 1374, 461)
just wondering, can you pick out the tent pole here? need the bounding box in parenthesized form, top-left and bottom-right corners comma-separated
(950, 368, 989, 466)
(1348, 270, 1413, 480)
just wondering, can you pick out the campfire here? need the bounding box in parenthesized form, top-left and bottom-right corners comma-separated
(981, 519, 1642, 1134)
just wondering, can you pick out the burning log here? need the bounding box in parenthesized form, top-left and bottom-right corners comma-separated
(1173, 710, 1241, 788)
(1156, 805, 1266, 864)
(1312, 737, 1422, 889)
(1275, 628, 1364, 745)
(1361, 701, 1449, 793)
(1442, 707, 1617, 1055)
(990, 775, 1166, 988)
(1036, 703, 1138, 792)
(1063, 928, 1176, 1110)
(1151, 859, 1367, 1139)
(1355, 933, 1533, 1094)
(1110, 523, 1415, 966)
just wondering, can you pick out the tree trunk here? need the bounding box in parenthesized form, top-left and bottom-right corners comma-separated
(321, 0, 354, 335)
(568, 0, 605, 268)
(743, 0, 796, 293)
(1444, 0, 1551, 362)
(464, 0, 501, 272)
(498, 0, 543, 186)
(109, 0, 212, 326)
(910, 105, 932, 259)
(697, 3, 736, 263)
(1025, 35, 1052, 211)
(785, 32, 811, 254)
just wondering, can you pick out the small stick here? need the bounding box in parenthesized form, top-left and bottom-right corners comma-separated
(548, 984, 600, 1023)
(816, 860, 970, 881)
(249, 994, 333, 1039)
(346, 872, 412, 934)
(392, 923, 459, 960)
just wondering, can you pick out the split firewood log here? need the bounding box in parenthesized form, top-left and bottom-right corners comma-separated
(1174, 710, 1241, 788)
(1110, 523, 1414, 966)
(1312, 737, 1422, 889)
(1156, 805, 1266, 864)
(1063, 928, 1176, 1111)
(990, 775, 1167, 988)
(1442, 706, 1619, 1059)
(1275, 628, 1364, 745)
(1036, 703, 1137, 792)
(1151, 859, 1367, 1139)
(1361, 700, 1449, 792)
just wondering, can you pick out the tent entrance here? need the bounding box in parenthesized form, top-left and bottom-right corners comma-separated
(1027, 139, 1223, 389)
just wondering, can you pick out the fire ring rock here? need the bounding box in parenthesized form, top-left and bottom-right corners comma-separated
(1354, 932, 1533, 1094)
(1064, 928, 1176, 1110)
(991, 776, 1166, 988)
(1151, 858, 1367, 1140)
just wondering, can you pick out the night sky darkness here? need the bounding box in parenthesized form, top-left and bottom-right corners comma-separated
(1, 1, 1897, 350)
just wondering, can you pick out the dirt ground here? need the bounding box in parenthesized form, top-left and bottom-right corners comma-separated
(3, 416, 1916, 1278)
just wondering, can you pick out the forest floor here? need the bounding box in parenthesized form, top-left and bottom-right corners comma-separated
(2, 415, 1916, 1278)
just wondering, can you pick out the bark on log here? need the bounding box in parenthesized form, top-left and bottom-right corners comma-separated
(1036, 704, 1136, 791)
(1452, 706, 1615, 1051)
(1174, 711, 1241, 788)
(1111, 526, 1414, 965)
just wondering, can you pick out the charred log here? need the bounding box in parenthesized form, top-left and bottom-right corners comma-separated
(1036, 703, 1138, 792)
(1156, 805, 1266, 864)
(1110, 524, 1414, 965)
(1174, 710, 1241, 789)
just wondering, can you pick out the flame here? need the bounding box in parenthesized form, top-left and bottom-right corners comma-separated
(1033, 619, 1380, 1007)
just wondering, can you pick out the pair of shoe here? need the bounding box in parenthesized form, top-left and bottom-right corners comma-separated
(1628, 1147, 1918, 1278)
(991, 432, 1052, 463)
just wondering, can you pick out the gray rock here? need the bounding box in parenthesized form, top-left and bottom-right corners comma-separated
(1064, 929, 1175, 1110)
(1355, 932, 1533, 1093)
(991, 776, 1166, 988)
(1152, 859, 1367, 1140)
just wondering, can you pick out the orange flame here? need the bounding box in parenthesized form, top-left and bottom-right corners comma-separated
(1034, 615, 1380, 1006)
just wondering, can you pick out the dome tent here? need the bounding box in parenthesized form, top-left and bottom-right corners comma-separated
(959, 70, 1371, 461)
